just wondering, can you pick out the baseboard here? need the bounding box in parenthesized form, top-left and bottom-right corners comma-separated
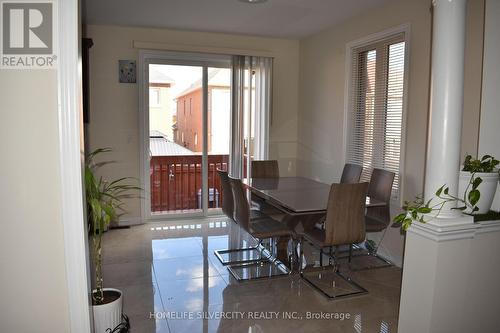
(117, 216, 143, 226)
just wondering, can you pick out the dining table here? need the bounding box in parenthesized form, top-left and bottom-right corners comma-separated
(243, 176, 387, 269)
(245, 176, 386, 214)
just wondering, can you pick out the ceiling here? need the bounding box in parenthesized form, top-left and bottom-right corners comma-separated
(83, 0, 389, 39)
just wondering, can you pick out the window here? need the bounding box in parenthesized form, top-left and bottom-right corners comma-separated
(149, 88, 161, 107)
(346, 33, 406, 198)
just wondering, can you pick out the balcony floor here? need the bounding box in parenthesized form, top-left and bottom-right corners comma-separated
(101, 216, 402, 332)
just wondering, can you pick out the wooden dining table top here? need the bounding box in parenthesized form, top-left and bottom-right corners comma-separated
(244, 176, 386, 215)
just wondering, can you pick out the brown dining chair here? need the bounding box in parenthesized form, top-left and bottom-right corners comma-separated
(312, 163, 363, 236)
(214, 170, 266, 266)
(340, 163, 363, 184)
(227, 177, 294, 280)
(250, 160, 281, 215)
(358, 168, 395, 269)
(251, 160, 279, 178)
(218, 169, 233, 219)
(299, 182, 369, 299)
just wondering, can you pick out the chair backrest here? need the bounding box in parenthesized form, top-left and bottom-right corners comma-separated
(367, 168, 395, 203)
(324, 182, 369, 246)
(217, 170, 234, 220)
(251, 160, 279, 178)
(228, 177, 251, 231)
(366, 168, 395, 225)
(340, 163, 363, 184)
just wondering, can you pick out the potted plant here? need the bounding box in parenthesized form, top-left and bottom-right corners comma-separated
(85, 148, 140, 332)
(458, 154, 499, 214)
(393, 154, 499, 231)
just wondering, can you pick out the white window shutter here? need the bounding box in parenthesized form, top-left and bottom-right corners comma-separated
(347, 35, 406, 198)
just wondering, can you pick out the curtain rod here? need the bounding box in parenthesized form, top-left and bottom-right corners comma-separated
(133, 41, 275, 58)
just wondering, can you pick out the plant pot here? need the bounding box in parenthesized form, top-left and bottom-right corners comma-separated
(92, 288, 123, 333)
(458, 171, 499, 214)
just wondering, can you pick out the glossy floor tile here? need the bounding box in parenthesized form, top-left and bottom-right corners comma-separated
(101, 217, 402, 332)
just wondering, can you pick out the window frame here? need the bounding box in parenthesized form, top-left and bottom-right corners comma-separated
(343, 24, 411, 205)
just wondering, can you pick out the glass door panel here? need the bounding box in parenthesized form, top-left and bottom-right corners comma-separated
(149, 64, 204, 215)
(207, 67, 231, 212)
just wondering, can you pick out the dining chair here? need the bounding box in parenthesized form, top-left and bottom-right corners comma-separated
(218, 169, 234, 219)
(340, 163, 363, 184)
(214, 170, 267, 266)
(299, 182, 369, 299)
(227, 176, 293, 280)
(358, 168, 395, 269)
(250, 160, 281, 215)
(312, 163, 363, 237)
(251, 160, 279, 178)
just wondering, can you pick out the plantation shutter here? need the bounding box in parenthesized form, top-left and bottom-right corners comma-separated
(346, 34, 406, 198)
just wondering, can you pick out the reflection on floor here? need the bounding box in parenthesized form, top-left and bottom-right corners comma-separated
(102, 217, 402, 332)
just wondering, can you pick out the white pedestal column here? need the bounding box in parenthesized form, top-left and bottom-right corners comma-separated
(424, 0, 468, 219)
(397, 1, 492, 332)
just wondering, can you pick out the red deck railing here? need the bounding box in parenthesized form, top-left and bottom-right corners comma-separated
(150, 155, 229, 212)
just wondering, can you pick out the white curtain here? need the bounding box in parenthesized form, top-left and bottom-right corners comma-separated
(229, 55, 273, 179)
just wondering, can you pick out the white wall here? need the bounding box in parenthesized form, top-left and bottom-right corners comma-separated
(297, 0, 485, 266)
(0, 71, 71, 331)
(86, 25, 300, 221)
(298, 0, 432, 198)
(479, 0, 500, 211)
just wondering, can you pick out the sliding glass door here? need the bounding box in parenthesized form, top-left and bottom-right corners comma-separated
(149, 64, 205, 215)
(140, 51, 272, 219)
(144, 54, 231, 217)
(207, 67, 231, 213)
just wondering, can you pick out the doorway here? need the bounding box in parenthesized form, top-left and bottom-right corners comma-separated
(141, 53, 232, 218)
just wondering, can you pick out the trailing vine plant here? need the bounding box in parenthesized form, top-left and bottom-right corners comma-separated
(393, 154, 499, 231)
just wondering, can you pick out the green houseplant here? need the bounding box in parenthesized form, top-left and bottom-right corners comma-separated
(393, 154, 499, 231)
(458, 154, 499, 214)
(85, 148, 140, 332)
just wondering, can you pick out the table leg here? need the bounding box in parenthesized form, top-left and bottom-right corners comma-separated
(276, 236, 289, 264)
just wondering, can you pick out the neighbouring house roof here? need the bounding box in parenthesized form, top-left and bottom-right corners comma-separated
(174, 68, 229, 99)
(150, 131, 194, 156)
(149, 67, 175, 84)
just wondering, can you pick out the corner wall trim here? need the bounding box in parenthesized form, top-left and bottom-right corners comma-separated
(409, 218, 479, 242)
(118, 217, 144, 226)
(57, 0, 92, 331)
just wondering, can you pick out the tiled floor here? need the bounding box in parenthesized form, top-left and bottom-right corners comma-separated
(102, 217, 402, 332)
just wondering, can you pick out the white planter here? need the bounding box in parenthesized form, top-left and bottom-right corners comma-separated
(458, 171, 499, 214)
(92, 288, 123, 333)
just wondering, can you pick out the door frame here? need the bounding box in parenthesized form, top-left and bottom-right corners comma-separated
(57, 0, 93, 331)
(138, 50, 231, 221)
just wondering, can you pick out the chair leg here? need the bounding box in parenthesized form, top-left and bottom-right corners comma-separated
(334, 246, 340, 272)
(348, 244, 353, 263)
(348, 229, 393, 270)
(299, 238, 305, 274)
(269, 237, 279, 264)
(214, 239, 267, 266)
(319, 248, 323, 266)
(299, 241, 368, 300)
(371, 227, 389, 255)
